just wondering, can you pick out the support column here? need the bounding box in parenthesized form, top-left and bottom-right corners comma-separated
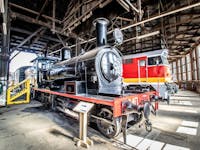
(171, 62, 174, 75)
(1, 0, 10, 77)
(180, 58, 183, 81)
(0, 0, 10, 106)
(195, 46, 200, 80)
(176, 60, 179, 82)
(190, 50, 194, 80)
(185, 56, 188, 81)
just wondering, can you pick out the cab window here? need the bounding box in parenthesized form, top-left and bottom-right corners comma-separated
(148, 56, 162, 65)
(139, 60, 146, 66)
(123, 59, 132, 64)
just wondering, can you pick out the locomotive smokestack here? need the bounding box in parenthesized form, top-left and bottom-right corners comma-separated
(93, 18, 109, 47)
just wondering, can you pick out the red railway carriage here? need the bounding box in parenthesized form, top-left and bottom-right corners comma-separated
(123, 49, 172, 101)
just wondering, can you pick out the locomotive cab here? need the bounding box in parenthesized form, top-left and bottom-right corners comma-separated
(147, 50, 171, 82)
(31, 57, 58, 88)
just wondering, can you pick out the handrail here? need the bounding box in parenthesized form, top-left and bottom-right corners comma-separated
(7, 79, 31, 105)
(7, 79, 30, 91)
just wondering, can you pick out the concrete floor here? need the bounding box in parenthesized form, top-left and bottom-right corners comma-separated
(114, 90, 200, 150)
(0, 90, 200, 150)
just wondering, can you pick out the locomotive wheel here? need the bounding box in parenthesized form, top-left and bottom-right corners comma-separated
(145, 120, 152, 132)
(96, 108, 121, 138)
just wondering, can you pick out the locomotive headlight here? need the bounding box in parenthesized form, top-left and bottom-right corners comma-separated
(113, 28, 123, 45)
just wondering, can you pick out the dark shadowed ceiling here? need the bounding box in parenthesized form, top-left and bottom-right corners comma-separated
(0, 0, 200, 61)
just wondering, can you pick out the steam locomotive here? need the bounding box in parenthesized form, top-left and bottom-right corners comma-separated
(32, 18, 158, 138)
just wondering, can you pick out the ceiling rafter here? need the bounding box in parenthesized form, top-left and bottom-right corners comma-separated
(2, 0, 199, 57)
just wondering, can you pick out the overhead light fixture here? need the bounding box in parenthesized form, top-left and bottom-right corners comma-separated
(0, 0, 5, 13)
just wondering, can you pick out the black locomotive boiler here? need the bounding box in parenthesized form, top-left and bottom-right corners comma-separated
(33, 18, 156, 138)
(41, 18, 122, 96)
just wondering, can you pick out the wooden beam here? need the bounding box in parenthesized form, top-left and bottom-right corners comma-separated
(174, 38, 196, 42)
(30, 28, 47, 48)
(62, 0, 111, 32)
(124, 0, 139, 13)
(17, 27, 45, 48)
(116, 0, 130, 12)
(10, 27, 45, 60)
(56, 33, 65, 47)
(9, 2, 62, 24)
(167, 26, 200, 40)
(11, 27, 60, 43)
(123, 31, 160, 43)
(49, 37, 70, 52)
(116, 16, 133, 22)
(14, 47, 41, 53)
(118, 2, 200, 32)
(52, 0, 55, 34)
(0, 0, 5, 13)
(36, 0, 49, 20)
(168, 55, 185, 58)
(49, 42, 62, 50)
(168, 43, 191, 46)
(11, 12, 51, 28)
(168, 24, 199, 51)
(10, 11, 84, 42)
(68, 2, 200, 48)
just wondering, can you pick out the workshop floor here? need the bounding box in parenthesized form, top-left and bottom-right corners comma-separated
(0, 90, 200, 150)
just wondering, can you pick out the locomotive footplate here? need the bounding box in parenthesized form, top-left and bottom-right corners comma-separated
(33, 88, 158, 118)
(33, 88, 158, 139)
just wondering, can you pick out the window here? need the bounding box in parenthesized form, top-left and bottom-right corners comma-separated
(148, 56, 162, 65)
(123, 59, 132, 64)
(139, 60, 146, 66)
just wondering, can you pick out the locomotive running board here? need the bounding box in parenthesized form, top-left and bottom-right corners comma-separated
(33, 88, 158, 118)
